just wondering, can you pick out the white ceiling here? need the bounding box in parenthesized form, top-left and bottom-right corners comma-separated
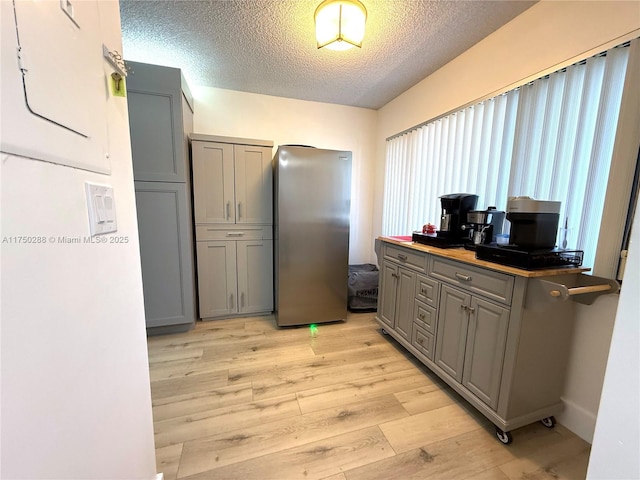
(120, 0, 537, 110)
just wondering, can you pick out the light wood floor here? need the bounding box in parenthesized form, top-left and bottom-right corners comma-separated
(147, 312, 590, 480)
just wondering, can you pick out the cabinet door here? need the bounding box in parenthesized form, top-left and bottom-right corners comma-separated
(395, 267, 416, 341)
(237, 239, 274, 314)
(435, 285, 470, 382)
(196, 241, 237, 318)
(378, 261, 399, 328)
(462, 297, 509, 409)
(135, 182, 195, 328)
(192, 141, 235, 224)
(234, 144, 273, 224)
(127, 63, 187, 182)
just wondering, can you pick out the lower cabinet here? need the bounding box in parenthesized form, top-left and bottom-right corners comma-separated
(435, 284, 509, 409)
(375, 240, 582, 442)
(134, 181, 195, 330)
(196, 236, 273, 319)
(378, 260, 415, 341)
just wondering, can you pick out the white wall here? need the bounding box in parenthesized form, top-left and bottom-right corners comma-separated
(0, 2, 157, 478)
(193, 87, 378, 264)
(587, 206, 640, 478)
(375, 0, 640, 442)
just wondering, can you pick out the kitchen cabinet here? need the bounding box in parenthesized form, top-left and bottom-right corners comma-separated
(191, 136, 273, 225)
(435, 284, 509, 408)
(190, 134, 274, 320)
(378, 261, 415, 341)
(196, 232, 273, 318)
(194, 223, 273, 321)
(127, 61, 196, 334)
(374, 237, 606, 443)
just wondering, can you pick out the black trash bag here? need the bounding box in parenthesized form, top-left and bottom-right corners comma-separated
(348, 264, 379, 312)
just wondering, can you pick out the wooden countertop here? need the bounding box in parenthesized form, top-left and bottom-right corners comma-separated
(379, 236, 590, 278)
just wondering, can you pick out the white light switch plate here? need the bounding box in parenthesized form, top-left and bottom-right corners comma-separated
(85, 182, 117, 236)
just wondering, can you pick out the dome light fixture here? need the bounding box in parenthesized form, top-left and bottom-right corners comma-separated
(314, 0, 367, 51)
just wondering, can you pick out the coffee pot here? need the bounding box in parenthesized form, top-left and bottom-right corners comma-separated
(437, 194, 479, 241)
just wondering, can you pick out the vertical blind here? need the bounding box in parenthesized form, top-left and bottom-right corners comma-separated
(383, 43, 630, 270)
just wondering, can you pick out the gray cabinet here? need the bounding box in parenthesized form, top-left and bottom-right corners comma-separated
(196, 232, 274, 319)
(127, 62, 196, 333)
(191, 136, 273, 225)
(462, 295, 509, 409)
(378, 260, 415, 341)
(435, 284, 509, 409)
(375, 239, 583, 441)
(190, 134, 274, 320)
(135, 183, 194, 328)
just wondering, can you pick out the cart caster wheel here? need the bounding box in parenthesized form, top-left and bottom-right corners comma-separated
(495, 428, 513, 445)
(381, 328, 389, 335)
(541, 416, 556, 428)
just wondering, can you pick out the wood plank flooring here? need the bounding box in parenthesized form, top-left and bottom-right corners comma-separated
(147, 312, 590, 480)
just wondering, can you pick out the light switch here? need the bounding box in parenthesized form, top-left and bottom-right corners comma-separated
(85, 182, 117, 236)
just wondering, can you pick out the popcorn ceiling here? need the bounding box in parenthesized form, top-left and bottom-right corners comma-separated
(120, 0, 536, 110)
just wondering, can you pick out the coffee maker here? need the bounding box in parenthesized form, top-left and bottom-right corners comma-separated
(437, 194, 479, 241)
(464, 207, 505, 248)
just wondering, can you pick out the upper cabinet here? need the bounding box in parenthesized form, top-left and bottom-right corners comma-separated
(191, 134, 273, 225)
(127, 61, 194, 183)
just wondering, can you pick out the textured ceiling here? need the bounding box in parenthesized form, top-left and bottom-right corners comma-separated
(120, 0, 537, 110)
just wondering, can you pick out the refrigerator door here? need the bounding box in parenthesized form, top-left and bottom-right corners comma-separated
(274, 146, 352, 327)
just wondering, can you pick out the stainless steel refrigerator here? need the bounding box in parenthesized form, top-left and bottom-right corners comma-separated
(273, 146, 352, 327)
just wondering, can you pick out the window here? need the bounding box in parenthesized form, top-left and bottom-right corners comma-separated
(383, 42, 633, 273)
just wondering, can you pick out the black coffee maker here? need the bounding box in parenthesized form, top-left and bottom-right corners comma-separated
(437, 194, 479, 242)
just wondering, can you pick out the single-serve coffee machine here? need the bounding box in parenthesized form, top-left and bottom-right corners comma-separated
(506, 196, 561, 249)
(465, 207, 505, 247)
(437, 194, 479, 241)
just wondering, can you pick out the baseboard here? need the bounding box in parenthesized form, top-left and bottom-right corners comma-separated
(155, 473, 164, 480)
(557, 397, 597, 444)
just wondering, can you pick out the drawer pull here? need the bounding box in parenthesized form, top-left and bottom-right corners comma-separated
(417, 337, 424, 345)
(226, 232, 245, 237)
(419, 313, 425, 320)
(455, 272, 472, 282)
(397, 253, 408, 261)
(421, 288, 427, 295)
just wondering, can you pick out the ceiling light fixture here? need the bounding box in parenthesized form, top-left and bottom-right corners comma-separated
(314, 0, 367, 51)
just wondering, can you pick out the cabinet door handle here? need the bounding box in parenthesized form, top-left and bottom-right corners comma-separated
(226, 201, 231, 220)
(241, 292, 245, 308)
(460, 304, 467, 310)
(238, 202, 242, 219)
(467, 306, 475, 314)
(230, 293, 235, 309)
(397, 254, 408, 261)
(455, 272, 472, 282)
(391, 272, 399, 279)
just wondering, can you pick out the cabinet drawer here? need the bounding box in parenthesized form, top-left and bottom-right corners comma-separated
(196, 225, 272, 241)
(415, 274, 439, 307)
(412, 324, 435, 360)
(430, 257, 514, 304)
(414, 300, 436, 334)
(384, 244, 427, 273)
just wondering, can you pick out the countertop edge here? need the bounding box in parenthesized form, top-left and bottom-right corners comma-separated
(378, 236, 591, 278)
